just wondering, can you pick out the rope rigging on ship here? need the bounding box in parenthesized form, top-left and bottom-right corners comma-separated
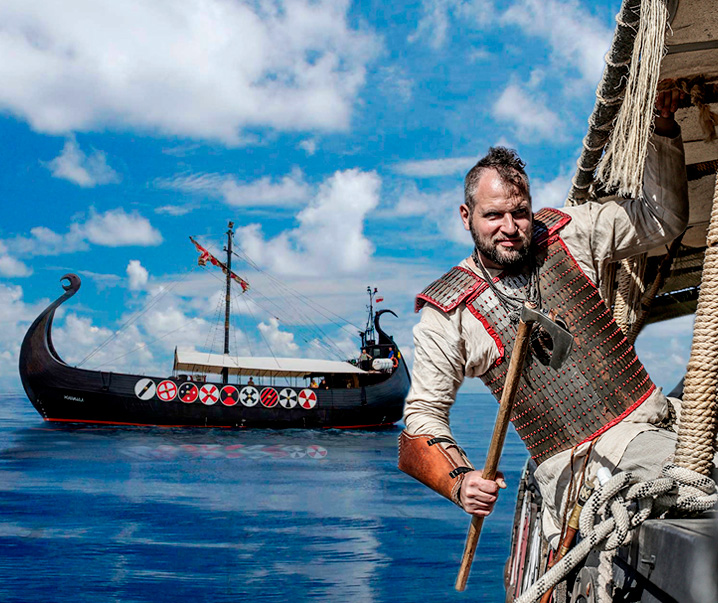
(18, 221, 411, 429)
(74, 220, 386, 383)
(503, 0, 718, 601)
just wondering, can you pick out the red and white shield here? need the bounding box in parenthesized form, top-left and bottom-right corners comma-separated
(179, 382, 199, 403)
(199, 383, 219, 405)
(298, 389, 317, 409)
(157, 380, 178, 401)
(260, 387, 279, 408)
(306, 445, 328, 459)
(220, 385, 240, 406)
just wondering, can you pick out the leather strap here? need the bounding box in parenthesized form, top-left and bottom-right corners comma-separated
(398, 431, 474, 507)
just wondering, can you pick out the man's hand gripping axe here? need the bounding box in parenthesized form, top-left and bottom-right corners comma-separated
(455, 302, 573, 591)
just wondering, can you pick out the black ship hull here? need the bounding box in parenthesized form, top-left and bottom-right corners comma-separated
(19, 274, 410, 429)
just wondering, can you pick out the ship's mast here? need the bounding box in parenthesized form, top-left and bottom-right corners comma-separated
(361, 286, 377, 349)
(222, 221, 234, 384)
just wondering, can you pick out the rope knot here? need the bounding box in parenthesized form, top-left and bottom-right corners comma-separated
(660, 463, 718, 512)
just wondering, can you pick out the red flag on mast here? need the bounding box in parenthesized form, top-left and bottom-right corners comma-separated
(190, 237, 250, 292)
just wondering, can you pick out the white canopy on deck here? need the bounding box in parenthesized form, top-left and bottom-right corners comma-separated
(173, 349, 366, 378)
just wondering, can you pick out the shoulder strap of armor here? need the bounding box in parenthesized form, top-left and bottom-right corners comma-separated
(533, 207, 572, 245)
(415, 266, 482, 313)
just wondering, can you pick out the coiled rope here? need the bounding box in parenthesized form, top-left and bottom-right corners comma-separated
(515, 465, 717, 603)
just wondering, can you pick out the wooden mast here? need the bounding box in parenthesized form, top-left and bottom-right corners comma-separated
(222, 221, 234, 384)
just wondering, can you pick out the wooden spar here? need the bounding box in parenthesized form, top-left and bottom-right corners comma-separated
(222, 220, 234, 385)
(455, 311, 535, 591)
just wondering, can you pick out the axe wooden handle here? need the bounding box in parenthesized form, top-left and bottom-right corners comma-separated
(455, 315, 535, 591)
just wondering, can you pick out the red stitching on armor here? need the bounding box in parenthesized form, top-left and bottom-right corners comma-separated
(533, 208, 572, 246)
(575, 383, 656, 447)
(467, 293, 505, 368)
(415, 266, 482, 313)
(479, 229, 657, 465)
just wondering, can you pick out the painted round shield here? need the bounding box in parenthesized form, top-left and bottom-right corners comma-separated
(199, 383, 219, 406)
(298, 389, 317, 410)
(240, 386, 259, 407)
(260, 387, 278, 408)
(220, 385, 240, 407)
(285, 445, 306, 458)
(157, 380, 178, 402)
(179, 382, 199, 403)
(134, 378, 156, 400)
(306, 445, 328, 459)
(279, 388, 297, 409)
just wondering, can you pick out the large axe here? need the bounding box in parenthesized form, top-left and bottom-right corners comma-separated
(455, 302, 573, 591)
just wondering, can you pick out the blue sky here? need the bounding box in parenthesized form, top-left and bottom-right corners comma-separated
(0, 0, 693, 393)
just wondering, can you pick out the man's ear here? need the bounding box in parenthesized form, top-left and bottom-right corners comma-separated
(459, 204, 471, 232)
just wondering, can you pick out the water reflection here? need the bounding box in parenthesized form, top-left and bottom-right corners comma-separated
(0, 394, 524, 602)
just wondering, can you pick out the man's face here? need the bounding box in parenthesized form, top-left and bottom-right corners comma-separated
(460, 169, 532, 270)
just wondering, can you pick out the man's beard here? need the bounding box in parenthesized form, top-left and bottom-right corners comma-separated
(470, 223, 532, 270)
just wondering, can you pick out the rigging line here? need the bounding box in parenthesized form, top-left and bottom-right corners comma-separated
(214, 239, 353, 346)
(241, 292, 280, 366)
(241, 288, 348, 359)
(77, 268, 196, 367)
(230, 293, 241, 357)
(243, 273, 358, 358)
(243, 286, 349, 358)
(232, 247, 362, 332)
(205, 283, 226, 359)
(91, 316, 201, 370)
(197, 243, 351, 358)
(238, 294, 256, 356)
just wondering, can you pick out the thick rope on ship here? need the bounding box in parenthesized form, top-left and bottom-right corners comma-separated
(514, 0, 718, 600)
(675, 173, 718, 474)
(515, 466, 717, 603)
(568, 0, 638, 206)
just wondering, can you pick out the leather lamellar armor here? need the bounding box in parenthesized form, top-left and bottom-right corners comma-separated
(416, 208, 656, 465)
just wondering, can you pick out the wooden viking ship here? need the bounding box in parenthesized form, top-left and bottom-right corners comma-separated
(18, 224, 410, 429)
(502, 1, 718, 601)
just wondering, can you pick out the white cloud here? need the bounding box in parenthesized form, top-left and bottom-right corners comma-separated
(156, 168, 311, 208)
(155, 205, 194, 217)
(299, 139, 318, 155)
(53, 314, 158, 374)
(383, 183, 469, 244)
(634, 314, 693, 392)
(238, 169, 381, 275)
(82, 209, 163, 247)
(533, 172, 573, 209)
(0, 283, 49, 381)
(410, 0, 493, 49)
(377, 65, 413, 104)
(127, 260, 149, 291)
(46, 138, 120, 187)
(492, 83, 563, 142)
(502, 0, 611, 85)
(5, 208, 162, 257)
(0, 242, 32, 277)
(258, 317, 299, 356)
(77, 270, 122, 289)
(393, 156, 477, 178)
(0, 0, 378, 144)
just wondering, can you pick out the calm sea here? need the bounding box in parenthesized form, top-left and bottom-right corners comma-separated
(0, 392, 527, 603)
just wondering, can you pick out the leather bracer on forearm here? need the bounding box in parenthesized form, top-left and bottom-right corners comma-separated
(398, 430, 474, 507)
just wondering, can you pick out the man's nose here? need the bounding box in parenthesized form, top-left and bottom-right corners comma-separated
(500, 214, 518, 234)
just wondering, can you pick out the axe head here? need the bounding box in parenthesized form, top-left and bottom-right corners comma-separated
(520, 304, 573, 370)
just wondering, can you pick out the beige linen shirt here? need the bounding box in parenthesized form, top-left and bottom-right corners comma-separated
(403, 133, 688, 543)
